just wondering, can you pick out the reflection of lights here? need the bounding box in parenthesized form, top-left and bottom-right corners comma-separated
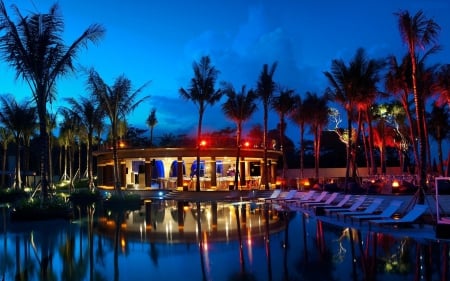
(121, 238, 126, 250)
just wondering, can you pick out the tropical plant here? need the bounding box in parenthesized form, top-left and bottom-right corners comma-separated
(0, 95, 37, 189)
(0, 127, 13, 187)
(324, 48, 381, 191)
(146, 108, 158, 147)
(290, 94, 307, 179)
(427, 103, 449, 175)
(256, 62, 277, 189)
(65, 96, 105, 189)
(396, 9, 440, 203)
(303, 92, 329, 179)
(433, 64, 450, 108)
(179, 56, 222, 191)
(0, 1, 105, 199)
(221, 83, 257, 189)
(87, 68, 150, 196)
(271, 87, 295, 179)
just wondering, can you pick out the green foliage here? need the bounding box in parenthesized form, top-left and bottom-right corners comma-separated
(69, 189, 102, 206)
(0, 188, 29, 204)
(103, 193, 141, 212)
(11, 197, 73, 221)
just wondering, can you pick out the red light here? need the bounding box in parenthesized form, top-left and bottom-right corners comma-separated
(200, 140, 207, 146)
(244, 141, 250, 147)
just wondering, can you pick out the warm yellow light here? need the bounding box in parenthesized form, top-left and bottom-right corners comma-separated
(200, 140, 207, 146)
(392, 180, 400, 188)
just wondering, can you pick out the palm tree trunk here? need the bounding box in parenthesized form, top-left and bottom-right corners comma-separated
(112, 120, 123, 197)
(88, 132, 94, 189)
(366, 111, 376, 175)
(196, 110, 204, 192)
(299, 125, 305, 180)
(38, 105, 50, 200)
(401, 92, 419, 170)
(411, 52, 426, 204)
(1, 144, 7, 187)
(344, 112, 352, 193)
(263, 104, 269, 189)
(234, 123, 242, 190)
(15, 137, 21, 189)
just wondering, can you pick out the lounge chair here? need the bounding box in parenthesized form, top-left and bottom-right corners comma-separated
(335, 198, 384, 221)
(313, 194, 352, 215)
(270, 189, 299, 203)
(368, 204, 429, 229)
(301, 192, 339, 208)
(349, 200, 403, 225)
(294, 191, 329, 206)
(324, 196, 367, 215)
(260, 189, 282, 202)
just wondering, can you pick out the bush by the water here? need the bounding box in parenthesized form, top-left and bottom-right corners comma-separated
(0, 188, 29, 204)
(11, 197, 73, 221)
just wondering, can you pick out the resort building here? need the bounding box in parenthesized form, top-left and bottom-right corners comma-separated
(94, 147, 283, 190)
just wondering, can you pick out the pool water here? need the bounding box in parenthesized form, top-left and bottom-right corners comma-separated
(0, 201, 449, 281)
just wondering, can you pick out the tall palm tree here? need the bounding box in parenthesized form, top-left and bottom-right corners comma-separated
(221, 83, 257, 189)
(324, 48, 380, 191)
(65, 96, 105, 189)
(290, 94, 307, 179)
(433, 64, 450, 108)
(0, 95, 37, 189)
(179, 56, 222, 191)
(427, 103, 449, 176)
(146, 108, 157, 147)
(256, 62, 277, 189)
(87, 68, 150, 196)
(0, 1, 105, 199)
(271, 87, 295, 180)
(58, 108, 79, 192)
(396, 10, 440, 203)
(303, 92, 329, 179)
(0, 127, 13, 187)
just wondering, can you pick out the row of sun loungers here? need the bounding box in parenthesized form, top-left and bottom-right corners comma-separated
(260, 189, 429, 230)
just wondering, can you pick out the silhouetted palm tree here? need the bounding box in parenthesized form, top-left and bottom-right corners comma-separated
(324, 48, 379, 190)
(256, 62, 277, 189)
(0, 127, 13, 187)
(433, 64, 450, 108)
(290, 94, 307, 179)
(59, 108, 80, 191)
(179, 56, 222, 191)
(0, 1, 105, 199)
(271, 87, 295, 179)
(396, 9, 440, 203)
(303, 92, 329, 179)
(427, 103, 449, 175)
(65, 96, 105, 189)
(146, 108, 157, 147)
(87, 69, 150, 196)
(222, 83, 257, 189)
(0, 95, 37, 189)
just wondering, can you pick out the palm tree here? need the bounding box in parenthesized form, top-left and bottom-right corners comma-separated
(65, 96, 105, 189)
(87, 68, 150, 196)
(256, 62, 277, 189)
(0, 127, 13, 187)
(290, 94, 308, 180)
(433, 64, 450, 108)
(0, 95, 37, 189)
(427, 103, 449, 176)
(303, 92, 329, 179)
(396, 10, 440, 203)
(221, 83, 257, 189)
(59, 108, 80, 192)
(146, 108, 157, 147)
(0, 1, 105, 199)
(271, 87, 295, 180)
(179, 56, 222, 191)
(324, 48, 379, 191)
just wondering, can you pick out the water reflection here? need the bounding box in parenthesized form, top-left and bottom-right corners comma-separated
(1, 203, 450, 281)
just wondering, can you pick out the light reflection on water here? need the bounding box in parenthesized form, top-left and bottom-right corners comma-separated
(1, 202, 449, 281)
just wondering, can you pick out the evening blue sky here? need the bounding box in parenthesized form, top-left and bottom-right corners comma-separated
(1, 0, 450, 149)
